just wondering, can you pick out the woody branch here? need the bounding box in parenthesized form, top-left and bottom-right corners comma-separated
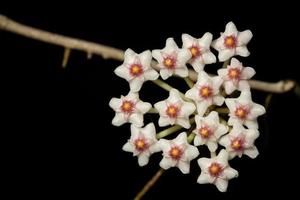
(0, 14, 296, 94)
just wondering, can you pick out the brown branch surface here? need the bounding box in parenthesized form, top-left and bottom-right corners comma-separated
(0, 14, 295, 94)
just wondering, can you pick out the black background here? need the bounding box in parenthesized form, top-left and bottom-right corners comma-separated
(1, 3, 300, 199)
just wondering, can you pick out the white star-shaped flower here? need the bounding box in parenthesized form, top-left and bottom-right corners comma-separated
(212, 21, 253, 62)
(193, 111, 228, 152)
(219, 123, 259, 159)
(122, 123, 160, 166)
(154, 89, 196, 129)
(109, 92, 151, 127)
(185, 71, 224, 116)
(152, 38, 192, 80)
(225, 91, 266, 129)
(197, 149, 238, 192)
(218, 58, 255, 94)
(182, 33, 216, 72)
(114, 48, 159, 92)
(158, 132, 199, 174)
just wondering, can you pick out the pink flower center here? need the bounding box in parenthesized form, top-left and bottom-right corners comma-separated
(166, 105, 180, 118)
(199, 126, 212, 139)
(121, 100, 134, 114)
(134, 138, 148, 152)
(224, 36, 237, 49)
(209, 162, 223, 177)
(163, 56, 176, 69)
(228, 68, 241, 80)
(169, 146, 183, 160)
(234, 106, 249, 120)
(189, 45, 201, 58)
(199, 86, 213, 98)
(231, 138, 244, 151)
(130, 64, 143, 77)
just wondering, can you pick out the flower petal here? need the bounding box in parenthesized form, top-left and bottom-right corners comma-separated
(244, 147, 259, 158)
(138, 153, 150, 166)
(194, 135, 203, 146)
(122, 142, 134, 152)
(154, 101, 166, 114)
(196, 101, 210, 116)
(190, 59, 205, 72)
(217, 68, 228, 79)
(109, 97, 122, 111)
(182, 33, 195, 48)
(225, 81, 237, 94)
(238, 30, 253, 45)
(215, 124, 228, 139)
(198, 157, 211, 169)
(177, 49, 192, 64)
(181, 102, 196, 116)
(197, 173, 213, 184)
(199, 32, 213, 48)
(176, 118, 191, 129)
(217, 149, 229, 166)
(224, 21, 238, 36)
(218, 134, 230, 148)
(238, 80, 250, 91)
(112, 113, 127, 126)
(218, 49, 235, 62)
(129, 113, 143, 127)
(152, 49, 163, 63)
(168, 89, 182, 104)
(241, 67, 255, 79)
(207, 141, 218, 152)
(129, 78, 144, 92)
(144, 69, 159, 80)
(174, 132, 187, 145)
(213, 95, 225, 106)
(160, 157, 175, 170)
(178, 161, 190, 174)
(224, 167, 239, 179)
(202, 51, 216, 64)
(185, 87, 198, 101)
(236, 46, 250, 57)
(174, 67, 189, 78)
(251, 103, 266, 118)
(143, 123, 157, 140)
(114, 65, 131, 81)
(139, 50, 152, 68)
(215, 178, 228, 192)
(158, 139, 170, 152)
(136, 102, 151, 113)
(130, 124, 140, 139)
(165, 38, 179, 52)
(244, 119, 258, 129)
(158, 116, 171, 127)
(160, 68, 172, 80)
(185, 145, 199, 160)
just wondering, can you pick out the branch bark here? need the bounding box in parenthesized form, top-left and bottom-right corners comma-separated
(0, 14, 296, 94)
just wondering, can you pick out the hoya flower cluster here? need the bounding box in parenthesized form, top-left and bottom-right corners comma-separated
(109, 22, 265, 192)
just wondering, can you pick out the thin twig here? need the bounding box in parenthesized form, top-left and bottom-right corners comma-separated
(0, 14, 296, 94)
(134, 168, 165, 200)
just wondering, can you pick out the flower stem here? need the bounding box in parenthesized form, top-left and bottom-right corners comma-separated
(152, 79, 189, 101)
(147, 108, 158, 114)
(210, 152, 216, 157)
(187, 133, 196, 143)
(134, 168, 165, 200)
(222, 59, 230, 68)
(215, 107, 229, 114)
(184, 77, 194, 88)
(156, 125, 183, 139)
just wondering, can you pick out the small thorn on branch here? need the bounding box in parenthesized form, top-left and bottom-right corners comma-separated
(62, 48, 71, 68)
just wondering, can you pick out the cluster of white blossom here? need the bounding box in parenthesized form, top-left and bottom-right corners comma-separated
(109, 22, 265, 192)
